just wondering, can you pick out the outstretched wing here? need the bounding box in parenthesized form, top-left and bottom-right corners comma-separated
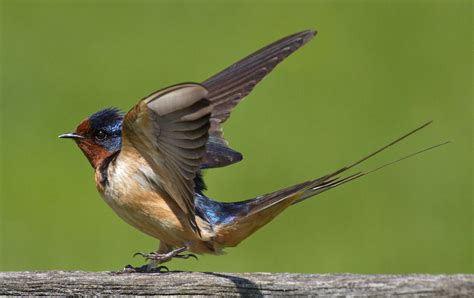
(121, 83, 211, 234)
(201, 29, 316, 169)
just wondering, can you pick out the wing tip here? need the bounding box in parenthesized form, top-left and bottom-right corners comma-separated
(300, 29, 317, 44)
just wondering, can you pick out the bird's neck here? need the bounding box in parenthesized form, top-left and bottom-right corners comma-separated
(77, 141, 116, 169)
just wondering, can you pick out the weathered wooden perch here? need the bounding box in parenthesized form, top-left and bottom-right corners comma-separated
(0, 271, 472, 296)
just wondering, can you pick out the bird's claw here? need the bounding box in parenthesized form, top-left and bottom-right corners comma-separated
(174, 253, 198, 260)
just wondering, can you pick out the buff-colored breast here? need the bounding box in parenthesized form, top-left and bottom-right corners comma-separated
(95, 149, 217, 253)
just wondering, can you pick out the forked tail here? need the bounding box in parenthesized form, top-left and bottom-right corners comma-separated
(215, 121, 449, 247)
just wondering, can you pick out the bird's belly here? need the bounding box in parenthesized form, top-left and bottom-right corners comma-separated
(97, 159, 196, 247)
(102, 191, 188, 246)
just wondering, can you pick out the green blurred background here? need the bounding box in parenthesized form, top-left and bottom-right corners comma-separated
(0, 0, 472, 273)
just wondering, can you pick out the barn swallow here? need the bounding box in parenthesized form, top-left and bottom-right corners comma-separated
(59, 30, 448, 272)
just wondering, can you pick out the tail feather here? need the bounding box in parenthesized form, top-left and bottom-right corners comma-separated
(248, 120, 444, 211)
(215, 121, 448, 247)
(295, 140, 450, 203)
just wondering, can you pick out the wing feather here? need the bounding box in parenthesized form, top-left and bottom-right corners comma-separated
(201, 30, 316, 168)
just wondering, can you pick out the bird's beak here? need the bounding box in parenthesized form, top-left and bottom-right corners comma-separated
(58, 133, 84, 140)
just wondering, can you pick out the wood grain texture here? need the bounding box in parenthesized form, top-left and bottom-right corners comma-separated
(1, 271, 472, 296)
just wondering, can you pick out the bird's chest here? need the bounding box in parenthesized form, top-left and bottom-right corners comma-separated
(97, 154, 157, 207)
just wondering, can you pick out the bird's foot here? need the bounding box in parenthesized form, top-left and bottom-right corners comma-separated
(122, 246, 197, 273)
(120, 264, 169, 273)
(134, 246, 198, 264)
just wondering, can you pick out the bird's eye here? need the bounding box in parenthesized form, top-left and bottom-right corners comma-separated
(95, 130, 107, 141)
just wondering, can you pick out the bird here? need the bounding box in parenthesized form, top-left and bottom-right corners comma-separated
(59, 29, 447, 272)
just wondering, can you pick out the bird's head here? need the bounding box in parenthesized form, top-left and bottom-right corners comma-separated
(59, 108, 124, 168)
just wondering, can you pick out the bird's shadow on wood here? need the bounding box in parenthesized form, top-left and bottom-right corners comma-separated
(201, 271, 263, 297)
(152, 271, 263, 297)
(113, 269, 263, 297)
